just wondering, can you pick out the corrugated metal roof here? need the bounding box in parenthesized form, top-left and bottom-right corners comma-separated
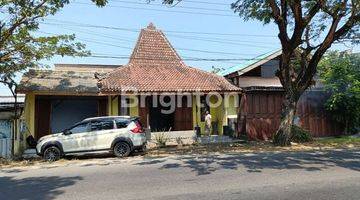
(218, 49, 282, 76)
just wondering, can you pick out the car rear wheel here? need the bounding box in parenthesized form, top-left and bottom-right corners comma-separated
(113, 142, 131, 158)
(43, 146, 61, 162)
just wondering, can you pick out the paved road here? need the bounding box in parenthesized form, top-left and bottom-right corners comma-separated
(1, 149, 360, 200)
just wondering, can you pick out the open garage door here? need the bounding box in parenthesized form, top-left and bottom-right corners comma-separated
(50, 99, 98, 133)
(35, 96, 108, 138)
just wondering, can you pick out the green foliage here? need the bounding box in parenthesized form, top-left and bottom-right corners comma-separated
(0, 0, 107, 88)
(316, 135, 360, 145)
(319, 51, 360, 134)
(154, 132, 169, 148)
(228, 0, 360, 146)
(291, 125, 313, 143)
(232, 0, 273, 24)
(210, 66, 224, 74)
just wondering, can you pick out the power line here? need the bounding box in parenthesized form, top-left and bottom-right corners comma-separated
(73, 2, 237, 17)
(61, 24, 277, 46)
(88, 53, 276, 62)
(38, 30, 268, 56)
(60, 26, 136, 43)
(43, 19, 277, 38)
(43, 21, 278, 46)
(86, 0, 232, 13)
(167, 33, 278, 45)
(37, 31, 133, 49)
(52, 24, 278, 49)
(113, 0, 231, 6)
(166, 33, 277, 48)
(179, 0, 231, 6)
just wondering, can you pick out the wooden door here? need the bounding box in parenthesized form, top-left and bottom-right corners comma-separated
(174, 96, 193, 131)
(138, 96, 149, 128)
(35, 98, 52, 140)
(98, 98, 108, 116)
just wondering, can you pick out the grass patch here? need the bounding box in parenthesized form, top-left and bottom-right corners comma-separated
(0, 157, 42, 169)
(2, 135, 360, 169)
(314, 135, 360, 146)
(291, 125, 313, 143)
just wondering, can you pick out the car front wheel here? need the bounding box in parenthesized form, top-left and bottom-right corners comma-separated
(43, 146, 61, 162)
(113, 142, 131, 158)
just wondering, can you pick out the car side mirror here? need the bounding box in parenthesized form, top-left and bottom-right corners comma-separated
(63, 129, 72, 135)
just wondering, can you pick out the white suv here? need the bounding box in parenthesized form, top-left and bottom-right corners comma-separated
(36, 116, 147, 162)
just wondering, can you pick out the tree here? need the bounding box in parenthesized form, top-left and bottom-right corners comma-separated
(319, 51, 360, 134)
(165, 0, 360, 146)
(0, 0, 108, 109)
(0, 0, 107, 93)
(0, 0, 107, 154)
(210, 66, 225, 74)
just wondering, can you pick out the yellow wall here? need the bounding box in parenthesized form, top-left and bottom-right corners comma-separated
(107, 94, 238, 135)
(23, 93, 35, 137)
(193, 96, 223, 135)
(224, 93, 239, 126)
(19, 93, 238, 155)
(224, 93, 238, 116)
(192, 95, 202, 131)
(13, 93, 36, 155)
(108, 95, 139, 117)
(130, 104, 139, 116)
(108, 96, 119, 116)
(191, 94, 238, 136)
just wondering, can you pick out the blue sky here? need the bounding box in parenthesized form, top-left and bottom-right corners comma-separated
(0, 0, 358, 95)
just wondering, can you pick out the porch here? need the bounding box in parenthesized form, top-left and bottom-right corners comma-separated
(106, 93, 239, 136)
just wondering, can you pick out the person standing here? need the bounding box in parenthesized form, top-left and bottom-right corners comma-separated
(204, 111, 212, 136)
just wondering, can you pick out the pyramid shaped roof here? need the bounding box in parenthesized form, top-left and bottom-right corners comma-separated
(98, 23, 240, 93)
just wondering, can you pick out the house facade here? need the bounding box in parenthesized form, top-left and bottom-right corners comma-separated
(17, 23, 241, 151)
(219, 50, 344, 140)
(0, 95, 24, 158)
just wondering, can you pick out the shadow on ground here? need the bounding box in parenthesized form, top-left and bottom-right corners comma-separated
(0, 176, 82, 200)
(135, 149, 360, 175)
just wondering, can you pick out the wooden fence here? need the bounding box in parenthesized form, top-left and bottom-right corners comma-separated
(240, 90, 343, 140)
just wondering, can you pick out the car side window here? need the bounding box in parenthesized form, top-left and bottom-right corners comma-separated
(90, 120, 114, 132)
(115, 118, 130, 129)
(69, 122, 90, 134)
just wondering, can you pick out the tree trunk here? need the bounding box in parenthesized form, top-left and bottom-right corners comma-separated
(273, 94, 298, 146)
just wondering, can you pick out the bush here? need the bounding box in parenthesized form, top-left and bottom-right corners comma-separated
(154, 132, 169, 148)
(291, 125, 313, 143)
(319, 51, 360, 134)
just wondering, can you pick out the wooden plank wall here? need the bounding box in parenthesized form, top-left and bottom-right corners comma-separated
(174, 107, 193, 131)
(35, 98, 52, 140)
(297, 91, 343, 137)
(242, 90, 343, 140)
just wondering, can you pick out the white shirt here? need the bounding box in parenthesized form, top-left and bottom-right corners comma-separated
(205, 114, 212, 127)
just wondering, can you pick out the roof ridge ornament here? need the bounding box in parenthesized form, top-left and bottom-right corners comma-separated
(147, 22, 156, 30)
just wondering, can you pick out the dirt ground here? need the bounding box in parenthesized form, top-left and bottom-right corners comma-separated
(1, 136, 359, 169)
